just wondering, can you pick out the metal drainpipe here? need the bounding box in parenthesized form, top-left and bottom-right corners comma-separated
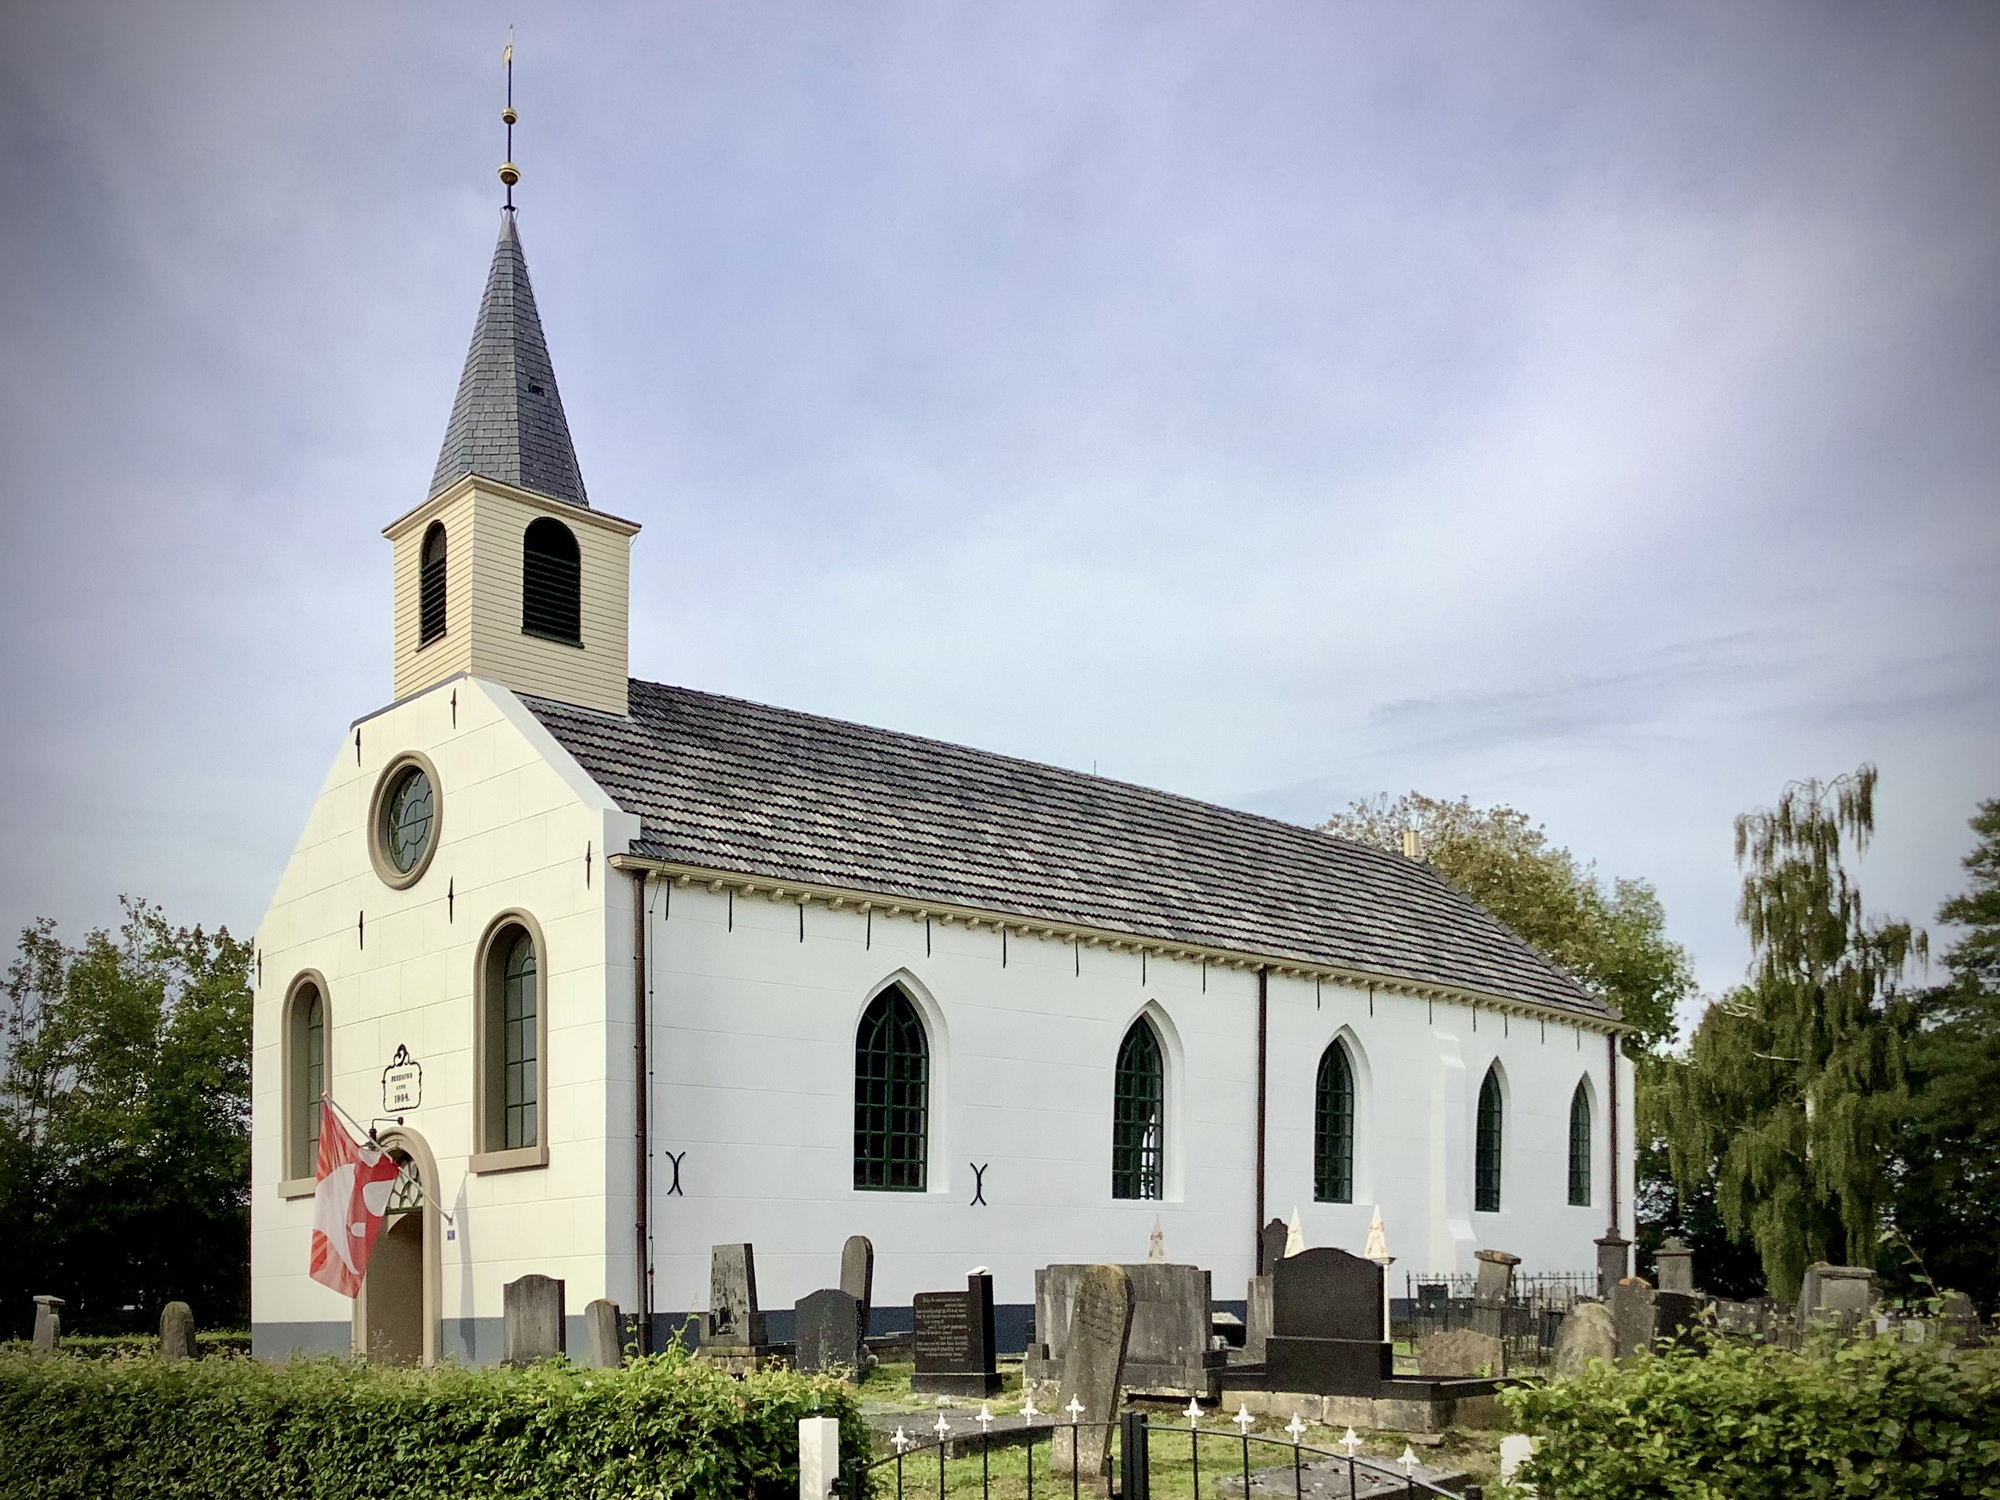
(1606, 1031, 1621, 1240)
(632, 869, 653, 1354)
(1255, 966, 1269, 1269)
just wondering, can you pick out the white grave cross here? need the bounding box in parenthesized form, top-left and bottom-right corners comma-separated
(1065, 1397, 1086, 1425)
(1233, 1404, 1256, 1435)
(1285, 1414, 1308, 1443)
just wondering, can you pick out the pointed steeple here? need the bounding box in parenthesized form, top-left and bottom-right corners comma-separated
(429, 211, 589, 507)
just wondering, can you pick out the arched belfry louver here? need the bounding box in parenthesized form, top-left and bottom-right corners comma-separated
(522, 517, 581, 645)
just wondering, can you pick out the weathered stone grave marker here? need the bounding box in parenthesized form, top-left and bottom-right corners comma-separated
(700, 1242, 772, 1371)
(840, 1234, 874, 1329)
(1551, 1300, 1616, 1374)
(31, 1296, 63, 1356)
(1416, 1327, 1505, 1378)
(1655, 1236, 1695, 1295)
(1027, 1262, 1220, 1399)
(584, 1297, 622, 1368)
(796, 1288, 867, 1382)
(504, 1274, 566, 1365)
(913, 1271, 1000, 1396)
(1050, 1264, 1134, 1484)
(1799, 1263, 1874, 1332)
(159, 1301, 196, 1362)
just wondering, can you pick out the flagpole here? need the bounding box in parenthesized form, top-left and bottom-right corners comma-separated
(320, 1092, 453, 1226)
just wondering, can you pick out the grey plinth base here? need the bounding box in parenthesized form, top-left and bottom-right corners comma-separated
(697, 1344, 784, 1376)
(911, 1370, 1005, 1397)
(1223, 1385, 1509, 1436)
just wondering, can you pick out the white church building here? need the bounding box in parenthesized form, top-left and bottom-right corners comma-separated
(249, 204, 1634, 1365)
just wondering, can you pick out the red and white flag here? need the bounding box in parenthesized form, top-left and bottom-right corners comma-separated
(308, 1102, 402, 1298)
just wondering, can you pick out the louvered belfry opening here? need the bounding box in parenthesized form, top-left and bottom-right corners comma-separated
(522, 516, 582, 645)
(418, 523, 448, 645)
(854, 987, 929, 1190)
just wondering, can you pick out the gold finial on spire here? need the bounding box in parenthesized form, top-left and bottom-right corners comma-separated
(498, 27, 520, 206)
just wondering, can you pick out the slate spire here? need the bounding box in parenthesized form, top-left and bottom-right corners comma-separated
(429, 209, 589, 507)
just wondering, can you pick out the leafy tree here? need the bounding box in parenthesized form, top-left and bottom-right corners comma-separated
(1655, 766, 1923, 1300)
(0, 900, 250, 1336)
(1320, 792, 1694, 1056)
(1888, 797, 2000, 1312)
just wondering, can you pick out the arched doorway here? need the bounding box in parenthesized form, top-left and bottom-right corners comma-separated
(355, 1130, 442, 1365)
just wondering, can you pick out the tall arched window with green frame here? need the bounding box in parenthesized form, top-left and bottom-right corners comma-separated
(1112, 1018, 1165, 1200)
(854, 987, 929, 1191)
(1475, 1064, 1504, 1213)
(1567, 1080, 1592, 1207)
(1314, 1039, 1355, 1203)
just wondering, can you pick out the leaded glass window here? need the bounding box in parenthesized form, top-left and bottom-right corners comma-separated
(1112, 1019, 1164, 1201)
(854, 988, 928, 1190)
(419, 522, 448, 645)
(502, 931, 538, 1150)
(291, 983, 325, 1179)
(383, 767, 435, 874)
(1567, 1080, 1592, 1207)
(1475, 1065, 1503, 1213)
(522, 517, 582, 645)
(1314, 1039, 1354, 1203)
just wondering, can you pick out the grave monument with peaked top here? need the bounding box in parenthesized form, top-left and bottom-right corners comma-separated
(699, 1243, 773, 1373)
(1263, 1247, 1394, 1395)
(840, 1234, 874, 1330)
(504, 1274, 566, 1365)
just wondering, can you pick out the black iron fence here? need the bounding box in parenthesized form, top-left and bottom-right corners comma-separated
(861, 1411, 1481, 1500)
(1391, 1270, 1596, 1371)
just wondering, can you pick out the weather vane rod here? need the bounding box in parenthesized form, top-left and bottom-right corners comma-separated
(499, 27, 520, 211)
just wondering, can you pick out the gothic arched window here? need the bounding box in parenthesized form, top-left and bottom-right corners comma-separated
(477, 919, 545, 1162)
(522, 517, 581, 645)
(1314, 1039, 1355, 1203)
(1112, 1018, 1165, 1200)
(854, 988, 929, 1191)
(1568, 1080, 1593, 1207)
(419, 521, 448, 645)
(1475, 1064, 1504, 1213)
(285, 978, 327, 1180)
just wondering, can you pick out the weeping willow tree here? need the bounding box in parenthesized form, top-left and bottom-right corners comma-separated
(1655, 765, 1924, 1299)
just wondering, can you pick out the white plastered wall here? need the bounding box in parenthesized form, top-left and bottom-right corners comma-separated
(639, 885, 1629, 1325)
(249, 675, 640, 1358)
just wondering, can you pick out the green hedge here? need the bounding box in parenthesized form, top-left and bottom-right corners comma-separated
(0, 1345, 871, 1500)
(1504, 1334, 2000, 1499)
(0, 1332, 253, 1360)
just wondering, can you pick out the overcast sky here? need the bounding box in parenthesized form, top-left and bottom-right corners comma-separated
(2, 2, 1995, 1031)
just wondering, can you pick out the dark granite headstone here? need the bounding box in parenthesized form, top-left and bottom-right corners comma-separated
(1654, 1289, 1704, 1348)
(1050, 1265, 1134, 1481)
(797, 1288, 867, 1382)
(1264, 1247, 1393, 1395)
(159, 1301, 196, 1361)
(912, 1273, 1000, 1396)
(702, 1243, 768, 1349)
(504, 1274, 566, 1365)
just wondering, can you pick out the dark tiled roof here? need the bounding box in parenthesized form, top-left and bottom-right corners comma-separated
(525, 681, 1612, 1020)
(430, 211, 589, 507)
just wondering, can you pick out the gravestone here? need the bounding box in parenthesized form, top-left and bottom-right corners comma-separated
(1940, 1291, 1985, 1347)
(584, 1298, 623, 1369)
(700, 1243, 770, 1370)
(30, 1296, 63, 1356)
(1049, 1265, 1135, 1483)
(1264, 1247, 1393, 1395)
(1259, 1218, 1289, 1276)
(1551, 1300, 1617, 1375)
(913, 1272, 1000, 1396)
(796, 1288, 867, 1382)
(1244, 1275, 1274, 1362)
(504, 1274, 566, 1365)
(1610, 1278, 1653, 1359)
(1473, 1250, 1520, 1303)
(1799, 1263, 1874, 1332)
(1655, 1236, 1695, 1294)
(839, 1235, 874, 1328)
(1026, 1263, 1221, 1398)
(1594, 1235, 1631, 1299)
(159, 1301, 196, 1361)
(1654, 1290, 1703, 1349)
(1416, 1328, 1505, 1378)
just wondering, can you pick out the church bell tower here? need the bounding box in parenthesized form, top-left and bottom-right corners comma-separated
(381, 86, 637, 717)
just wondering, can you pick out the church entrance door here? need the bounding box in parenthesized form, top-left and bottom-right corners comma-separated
(358, 1143, 431, 1364)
